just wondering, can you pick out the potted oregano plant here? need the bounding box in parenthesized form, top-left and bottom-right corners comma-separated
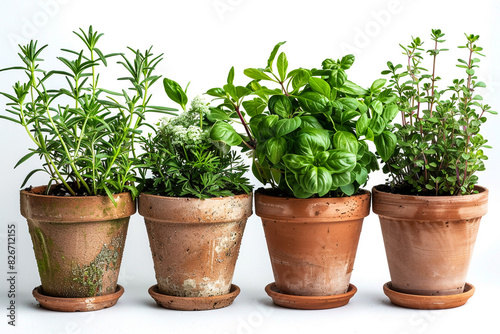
(137, 78, 253, 311)
(372, 29, 495, 309)
(0, 26, 174, 311)
(206, 42, 398, 309)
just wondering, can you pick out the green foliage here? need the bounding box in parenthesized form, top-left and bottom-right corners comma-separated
(0, 26, 176, 200)
(207, 42, 396, 198)
(137, 87, 252, 199)
(381, 30, 496, 195)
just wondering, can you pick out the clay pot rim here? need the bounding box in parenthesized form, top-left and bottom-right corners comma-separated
(255, 188, 371, 222)
(139, 192, 252, 202)
(265, 283, 357, 310)
(383, 282, 475, 310)
(255, 188, 370, 202)
(372, 184, 488, 201)
(148, 284, 240, 311)
(372, 184, 488, 220)
(21, 185, 136, 222)
(21, 185, 134, 199)
(32, 284, 124, 312)
(138, 192, 253, 223)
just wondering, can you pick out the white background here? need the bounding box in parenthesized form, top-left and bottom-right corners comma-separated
(1, 0, 499, 333)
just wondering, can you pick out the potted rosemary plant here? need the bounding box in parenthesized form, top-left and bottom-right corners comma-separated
(137, 78, 253, 311)
(207, 42, 398, 309)
(0, 26, 174, 311)
(372, 30, 495, 309)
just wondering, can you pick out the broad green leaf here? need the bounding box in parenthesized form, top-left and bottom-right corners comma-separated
(329, 69, 347, 88)
(207, 88, 226, 97)
(382, 104, 399, 122)
(294, 128, 331, 156)
(207, 108, 231, 122)
(258, 115, 279, 139)
(370, 79, 386, 92)
(244, 68, 274, 81)
(333, 131, 359, 154)
(309, 77, 331, 97)
(267, 41, 286, 70)
(227, 66, 235, 84)
(275, 117, 302, 137)
(268, 95, 292, 118)
(338, 80, 368, 96)
(163, 78, 188, 110)
(286, 172, 314, 199)
(223, 83, 237, 101)
(324, 149, 357, 174)
(300, 116, 323, 129)
(297, 91, 329, 114)
(266, 137, 287, 164)
(339, 54, 355, 69)
(277, 52, 288, 81)
(371, 100, 383, 115)
(356, 113, 369, 135)
(299, 166, 332, 197)
(339, 97, 359, 111)
(283, 154, 314, 174)
(374, 131, 397, 161)
(340, 184, 355, 196)
(331, 171, 352, 187)
(242, 98, 267, 117)
(210, 122, 242, 146)
(369, 114, 386, 135)
(354, 164, 368, 185)
(290, 69, 311, 91)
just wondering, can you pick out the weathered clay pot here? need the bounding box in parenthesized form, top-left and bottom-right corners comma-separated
(20, 186, 134, 300)
(372, 185, 488, 296)
(255, 190, 371, 297)
(138, 193, 252, 301)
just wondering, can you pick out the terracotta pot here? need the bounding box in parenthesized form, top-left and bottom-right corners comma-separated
(372, 185, 488, 296)
(255, 190, 370, 296)
(20, 186, 135, 299)
(138, 193, 252, 298)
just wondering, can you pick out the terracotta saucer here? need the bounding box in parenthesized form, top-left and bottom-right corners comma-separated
(148, 284, 240, 311)
(32, 285, 124, 312)
(265, 283, 357, 310)
(383, 282, 475, 309)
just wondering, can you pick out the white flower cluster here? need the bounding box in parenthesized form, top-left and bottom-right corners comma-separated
(159, 96, 210, 149)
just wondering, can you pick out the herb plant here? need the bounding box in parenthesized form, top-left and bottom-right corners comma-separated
(381, 29, 496, 195)
(207, 42, 398, 198)
(0, 26, 175, 201)
(137, 79, 252, 199)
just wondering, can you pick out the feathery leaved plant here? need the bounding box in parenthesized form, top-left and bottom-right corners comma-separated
(137, 79, 252, 199)
(0, 26, 176, 202)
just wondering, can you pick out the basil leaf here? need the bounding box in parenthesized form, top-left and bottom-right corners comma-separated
(268, 95, 292, 118)
(374, 130, 397, 162)
(210, 122, 242, 146)
(324, 149, 357, 173)
(275, 117, 302, 137)
(333, 131, 359, 154)
(309, 77, 331, 97)
(266, 137, 287, 164)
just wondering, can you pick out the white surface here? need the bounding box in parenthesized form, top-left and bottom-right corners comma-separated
(1, 0, 499, 333)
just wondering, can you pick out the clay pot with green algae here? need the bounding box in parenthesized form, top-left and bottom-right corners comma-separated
(255, 189, 370, 299)
(21, 186, 135, 299)
(372, 185, 488, 299)
(138, 193, 252, 303)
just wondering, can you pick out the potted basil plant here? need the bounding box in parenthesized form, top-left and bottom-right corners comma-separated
(137, 78, 253, 311)
(0, 26, 175, 312)
(373, 29, 496, 309)
(207, 42, 398, 309)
